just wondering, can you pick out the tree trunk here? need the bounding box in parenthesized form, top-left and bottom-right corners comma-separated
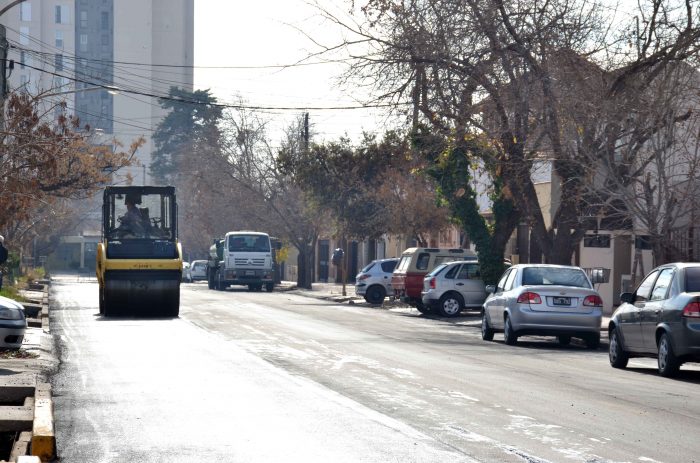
(296, 245, 314, 289)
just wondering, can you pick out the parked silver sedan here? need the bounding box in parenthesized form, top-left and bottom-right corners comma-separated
(481, 264, 603, 348)
(608, 262, 700, 377)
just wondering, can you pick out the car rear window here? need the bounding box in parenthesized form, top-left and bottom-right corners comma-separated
(396, 256, 411, 273)
(685, 267, 700, 292)
(381, 260, 397, 273)
(522, 267, 591, 288)
(361, 262, 375, 273)
(426, 264, 448, 277)
(416, 253, 431, 270)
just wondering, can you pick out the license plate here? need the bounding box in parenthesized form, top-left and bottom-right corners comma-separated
(245, 270, 255, 276)
(553, 297, 570, 305)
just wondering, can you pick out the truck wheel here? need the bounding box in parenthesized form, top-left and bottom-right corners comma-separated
(415, 301, 430, 314)
(266, 283, 274, 292)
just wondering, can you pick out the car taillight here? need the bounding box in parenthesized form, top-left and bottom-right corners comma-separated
(583, 295, 603, 307)
(429, 277, 436, 289)
(682, 301, 700, 318)
(358, 274, 370, 281)
(517, 292, 542, 304)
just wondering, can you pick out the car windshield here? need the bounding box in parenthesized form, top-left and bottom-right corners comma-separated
(426, 264, 448, 277)
(685, 267, 700, 292)
(228, 235, 271, 252)
(361, 262, 375, 273)
(106, 192, 174, 240)
(522, 267, 591, 288)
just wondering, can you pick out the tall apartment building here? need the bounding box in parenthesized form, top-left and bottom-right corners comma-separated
(3, 0, 194, 184)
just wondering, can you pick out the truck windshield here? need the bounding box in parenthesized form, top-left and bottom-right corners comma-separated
(228, 235, 270, 252)
(106, 192, 174, 240)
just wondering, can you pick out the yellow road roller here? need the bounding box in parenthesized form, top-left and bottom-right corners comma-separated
(96, 186, 182, 317)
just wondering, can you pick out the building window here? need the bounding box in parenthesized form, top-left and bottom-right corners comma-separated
(79, 34, 88, 52)
(19, 26, 29, 45)
(80, 10, 87, 28)
(20, 75, 29, 87)
(55, 5, 70, 24)
(583, 234, 611, 248)
(55, 30, 64, 48)
(54, 54, 63, 71)
(20, 2, 31, 21)
(101, 34, 109, 46)
(19, 51, 25, 69)
(101, 11, 109, 30)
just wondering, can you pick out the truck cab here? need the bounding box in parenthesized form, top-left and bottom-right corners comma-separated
(208, 231, 275, 292)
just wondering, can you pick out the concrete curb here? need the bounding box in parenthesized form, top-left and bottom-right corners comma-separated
(30, 383, 54, 462)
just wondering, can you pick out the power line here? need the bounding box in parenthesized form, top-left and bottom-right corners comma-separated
(10, 44, 345, 70)
(19, 61, 404, 111)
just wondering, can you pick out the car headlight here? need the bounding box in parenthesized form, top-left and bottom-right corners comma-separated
(0, 307, 25, 321)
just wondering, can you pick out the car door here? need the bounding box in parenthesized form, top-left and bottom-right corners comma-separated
(640, 267, 674, 352)
(380, 260, 398, 293)
(486, 268, 516, 329)
(455, 263, 484, 306)
(620, 270, 659, 351)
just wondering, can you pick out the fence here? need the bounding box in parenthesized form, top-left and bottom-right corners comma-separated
(668, 227, 700, 262)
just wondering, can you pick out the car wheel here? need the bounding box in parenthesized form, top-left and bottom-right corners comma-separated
(558, 335, 571, 346)
(438, 293, 463, 317)
(266, 283, 274, 292)
(585, 333, 600, 350)
(657, 332, 681, 377)
(481, 312, 494, 341)
(365, 285, 386, 304)
(503, 315, 517, 345)
(608, 327, 629, 369)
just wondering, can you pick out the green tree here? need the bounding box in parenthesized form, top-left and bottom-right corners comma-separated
(418, 127, 519, 284)
(150, 87, 223, 185)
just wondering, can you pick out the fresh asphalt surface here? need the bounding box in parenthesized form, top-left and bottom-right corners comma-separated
(50, 276, 700, 462)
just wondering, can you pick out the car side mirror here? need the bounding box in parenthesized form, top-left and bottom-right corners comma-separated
(620, 292, 635, 304)
(485, 285, 495, 294)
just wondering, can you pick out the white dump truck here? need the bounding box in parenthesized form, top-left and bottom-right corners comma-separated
(207, 231, 275, 292)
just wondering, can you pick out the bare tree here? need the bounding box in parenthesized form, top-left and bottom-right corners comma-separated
(313, 0, 700, 265)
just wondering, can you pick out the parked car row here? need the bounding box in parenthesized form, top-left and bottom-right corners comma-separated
(356, 247, 700, 377)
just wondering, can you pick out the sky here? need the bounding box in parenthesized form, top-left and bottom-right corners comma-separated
(192, 0, 393, 144)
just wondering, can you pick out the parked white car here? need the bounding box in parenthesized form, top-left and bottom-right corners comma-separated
(355, 258, 399, 304)
(421, 260, 487, 317)
(0, 296, 27, 349)
(190, 260, 208, 281)
(182, 262, 192, 283)
(481, 264, 603, 348)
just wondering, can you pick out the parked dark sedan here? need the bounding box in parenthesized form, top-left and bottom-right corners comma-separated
(608, 262, 700, 377)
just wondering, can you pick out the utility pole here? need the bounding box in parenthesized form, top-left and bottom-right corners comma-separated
(303, 112, 309, 151)
(0, 24, 7, 115)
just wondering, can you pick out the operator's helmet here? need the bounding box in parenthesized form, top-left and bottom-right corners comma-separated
(125, 193, 142, 205)
(0, 235, 4, 244)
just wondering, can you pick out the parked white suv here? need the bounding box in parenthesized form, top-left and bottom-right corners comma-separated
(421, 260, 486, 317)
(355, 258, 399, 304)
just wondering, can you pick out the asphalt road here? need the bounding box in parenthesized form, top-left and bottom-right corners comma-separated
(50, 276, 700, 463)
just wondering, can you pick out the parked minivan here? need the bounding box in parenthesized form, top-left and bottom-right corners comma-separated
(391, 247, 477, 312)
